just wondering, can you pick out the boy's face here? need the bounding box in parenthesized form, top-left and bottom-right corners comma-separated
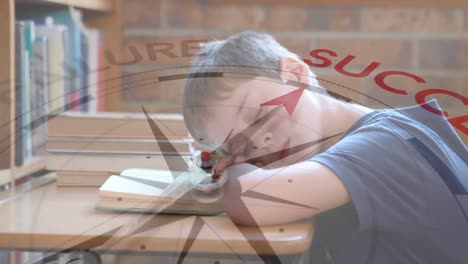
(198, 77, 314, 169)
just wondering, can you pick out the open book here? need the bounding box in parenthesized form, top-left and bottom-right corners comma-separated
(96, 168, 224, 215)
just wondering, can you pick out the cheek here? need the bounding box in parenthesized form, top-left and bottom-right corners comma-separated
(201, 125, 231, 148)
(269, 115, 294, 143)
(205, 112, 241, 143)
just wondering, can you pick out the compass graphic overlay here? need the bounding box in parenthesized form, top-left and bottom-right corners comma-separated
(20, 65, 455, 264)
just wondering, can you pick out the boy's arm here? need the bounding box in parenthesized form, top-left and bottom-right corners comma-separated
(222, 161, 350, 226)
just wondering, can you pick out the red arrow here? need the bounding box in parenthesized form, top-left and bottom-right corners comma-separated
(260, 87, 305, 116)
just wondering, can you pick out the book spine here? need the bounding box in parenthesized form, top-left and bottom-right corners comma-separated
(17, 9, 84, 113)
(86, 30, 100, 113)
(23, 21, 35, 162)
(80, 33, 89, 112)
(38, 17, 66, 114)
(62, 27, 72, 111)
(70, 11, 83, 112)
(97, 34, 103, 112)
(32, 36, 49, 157)
(15, 22, 25, 166)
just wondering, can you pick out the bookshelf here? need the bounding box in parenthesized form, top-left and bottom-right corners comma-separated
(0, 0, 123, 187)
(16, 0, 114, 11)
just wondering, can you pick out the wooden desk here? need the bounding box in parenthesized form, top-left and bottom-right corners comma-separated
(0, 175, 314, 263)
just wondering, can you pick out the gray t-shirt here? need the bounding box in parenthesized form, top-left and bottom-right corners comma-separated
(309, 100, 468, 264)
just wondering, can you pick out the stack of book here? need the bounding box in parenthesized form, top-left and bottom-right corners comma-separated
(46, 112, 193, 187)
(97, 168, 224, 215)
(15, 8, 104, 167)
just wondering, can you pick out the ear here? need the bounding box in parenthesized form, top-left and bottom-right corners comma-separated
(280, 57, 311, 85)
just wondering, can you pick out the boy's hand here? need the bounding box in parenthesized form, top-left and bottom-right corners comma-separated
(212, 131, 258, 174)
(213, 153, 236, 175)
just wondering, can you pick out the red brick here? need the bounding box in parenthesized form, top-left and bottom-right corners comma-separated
(318, 73, 365, 103)
(423, 76, 463, 110)
(362, 76, 416, 109)
(263, 7, 309, 31)
(465, 9, 468, 31)
(162, 78, 186, 104)
(202, 5, 264, 30)
(275, 36, 311, 58)
(166, 0, 204, 28)
(122, 101, 182, 114)
(373, 73, 460, 103)
(463, 78, 468, 96)
(263, 7, 360, 31)
(308, 7, 361, 31)
(122, 35, 311, 66)
(421, 75, 461, 93)
(317, 39, 413, 69)
(121, 69, 162, 101)
(122, 0, 161, 28)
(121, 36, 211, 65)
(366, 8, 461, 32)
(167, 0, 263, 30)
(418, 39, 468, 69)
(362, 73, 465, 111)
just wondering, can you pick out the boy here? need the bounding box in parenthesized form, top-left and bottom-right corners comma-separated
(182, 31, 468, 263)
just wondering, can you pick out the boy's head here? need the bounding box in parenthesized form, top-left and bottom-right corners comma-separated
(182, 31, 328, 167)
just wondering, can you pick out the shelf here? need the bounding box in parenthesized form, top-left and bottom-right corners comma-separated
(0, 157, 48, 187)
(0, 172, 57, 201)
(15, 0, 113, 12)
(0, 169, 13, 188)
(0, 0, 123, 188)
(15, 157, 48, 179)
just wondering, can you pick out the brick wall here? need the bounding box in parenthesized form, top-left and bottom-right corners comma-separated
(117, 0, 467, 141)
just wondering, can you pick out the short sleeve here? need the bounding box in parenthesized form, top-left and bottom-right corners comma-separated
(309, 124, 435, 232)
